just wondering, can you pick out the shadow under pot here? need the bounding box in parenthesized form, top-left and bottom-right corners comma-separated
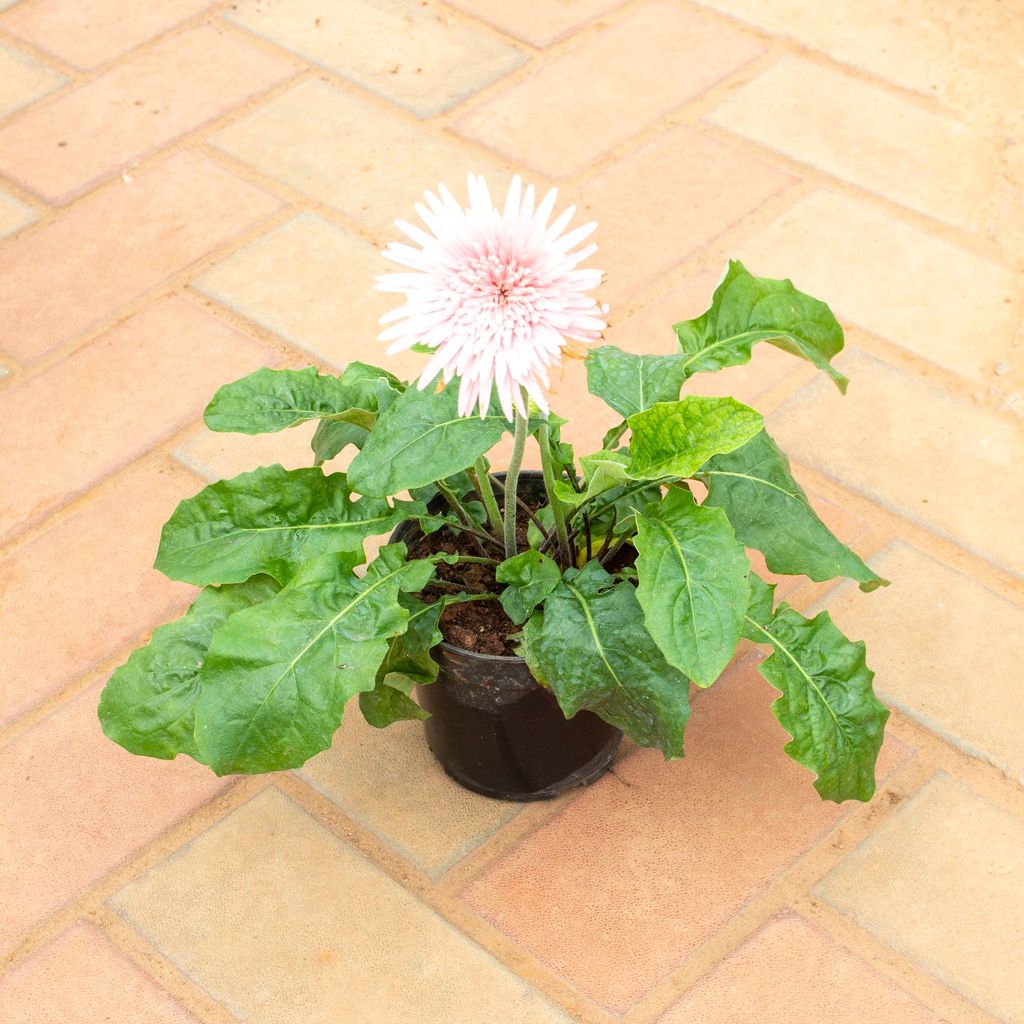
(391, 470, 623, 802)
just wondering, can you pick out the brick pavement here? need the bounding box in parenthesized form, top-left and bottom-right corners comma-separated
(0, 2, 1021, 1021)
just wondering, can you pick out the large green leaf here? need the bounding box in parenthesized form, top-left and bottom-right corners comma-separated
(698, 430, 887, 592)
(348, 380, 507, 497)
(585, 345, 688, 418)
(333, 361, 403, 405)
(98, 576, 280, 761)
(634, 488, 750, 687)
(358, 681, 429, 728)
(520, 561, 691, 757)
(310, 363, 404, 464)
(204, 366, 361, 434)
(194, 544, 435, 774)
(311, 420, 369, 464)
(358, 594, 445, 728)
(743, 577, 888, 802)
(627, 397, 763, 480)
(674, 260, 848, 392)
(375, 594, 445, 693)
(156, 465, 421, 587)
(496, 550, 562, 625)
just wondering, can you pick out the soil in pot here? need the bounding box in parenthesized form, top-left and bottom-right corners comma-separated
(406, 503, 529, 656)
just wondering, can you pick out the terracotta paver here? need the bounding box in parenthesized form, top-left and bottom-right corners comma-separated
(577, 124, 796, 307)
(0, 295, 272, 543)
(657, 912, 943, 1023)
(708, 56, 996, 231)
(454, 2, 764, 178)
(0, 0, 216, 70)
(111, 788, 570, 1023)
(0, 683, 225, 953)
(694, 1, 946, 98)
(0, 24, 296, 203)
(825, 541, 1024, 783)
(0, 149, 283, 363)
(738, 189, 1019, 383)
(227, 0, 523, 118)
(0, 922, 199, 1024)
(446, 0, 626, 47)
(210, 79, 514, 240)
(0, 42, 64, 119)
(768, 350, 1024, 578)
(174, 418, 321, 482)
(0, 188, 35, 238)
(0, 459, 196, 727)
(2, 4, 1022, 1019)
(301, 714, 520, 879)
(694, 0, 1024, 128)
(816, 775, 1024, 1023)
(191, 212, 397, 371)
(461, 661, 911, 1013)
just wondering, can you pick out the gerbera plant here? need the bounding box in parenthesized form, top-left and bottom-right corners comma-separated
(100, 175, 889, 803)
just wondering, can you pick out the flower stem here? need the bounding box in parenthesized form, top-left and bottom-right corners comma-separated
(504, 412, 528, 560)
(538, 418, 572, 568)
(470, 457, 504, 537)
(435, 480, 490, 556)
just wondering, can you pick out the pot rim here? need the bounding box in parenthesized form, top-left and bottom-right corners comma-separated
(436, 639, 524, 663)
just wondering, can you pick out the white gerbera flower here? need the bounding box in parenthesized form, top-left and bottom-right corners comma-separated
(376, 173, 608, 420)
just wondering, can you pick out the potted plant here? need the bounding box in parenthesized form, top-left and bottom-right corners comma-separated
(99, 174, 889, 804)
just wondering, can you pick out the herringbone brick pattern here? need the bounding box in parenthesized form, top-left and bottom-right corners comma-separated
(1, 2, 1021, 1021)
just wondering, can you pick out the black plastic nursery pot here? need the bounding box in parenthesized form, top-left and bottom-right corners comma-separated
(393, 470, 623, 802)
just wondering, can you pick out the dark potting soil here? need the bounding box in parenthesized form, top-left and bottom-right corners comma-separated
(407, 502, 536, 656)
(407, 496, 637, 656)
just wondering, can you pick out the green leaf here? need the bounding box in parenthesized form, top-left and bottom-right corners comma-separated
(585, 345, 688, 418)
(602, 421, 629, 451)
(309, 363, 404, 464)
(311, 419, 369, 464)
(156, 465, 422, 586)
(348, 380, 507, 497)
(745, 570, 776, 626)
(674, 260, 848, 392)
(580, 450, 630, 499)
(358, 682, 428, 728)
(634, 488, 750, 687)
(526, 504, 554, 550)
(334, 361, 403, 404)
(627, 397, 764, 480)
(376, 595, 445, 692)
(520, 561, 691, 757)
(742, 584, 888, 802)
(698, 430, 887, 592)
(194, 544, 435, 774)
(358, 594, 447, 728)
(496, 550, 562, 625)
(409, 470, 475, 506)
(204, 367, 363, 434)
(98, 576, 280, 761)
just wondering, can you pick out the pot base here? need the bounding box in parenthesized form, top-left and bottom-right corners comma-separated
(425, 729, 622, 802)
(416, 671, 624, 802)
